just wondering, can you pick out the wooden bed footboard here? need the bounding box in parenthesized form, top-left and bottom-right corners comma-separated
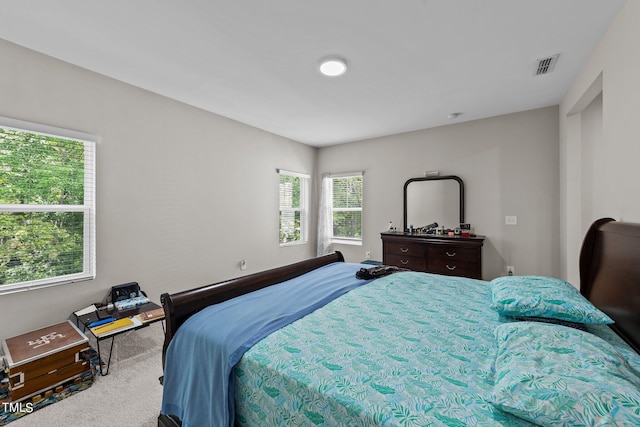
(160, 251, 344, 368)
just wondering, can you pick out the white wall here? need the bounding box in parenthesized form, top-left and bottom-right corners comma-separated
(318, 106, 560, 281)
(0, 39, 317, 338)
(559, 0, 640, 285)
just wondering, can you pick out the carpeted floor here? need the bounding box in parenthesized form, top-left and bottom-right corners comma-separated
(8, 322, 165, 427)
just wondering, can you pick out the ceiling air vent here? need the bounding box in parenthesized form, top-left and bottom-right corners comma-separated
(535, 54, 559, 76)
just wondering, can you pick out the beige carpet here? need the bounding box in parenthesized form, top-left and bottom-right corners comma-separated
(9, 322, 165, 427)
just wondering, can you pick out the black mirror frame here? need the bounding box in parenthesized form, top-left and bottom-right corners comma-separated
(403, 175, 465, 232)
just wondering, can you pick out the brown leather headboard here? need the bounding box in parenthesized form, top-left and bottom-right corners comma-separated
(579, 218, 640, 354)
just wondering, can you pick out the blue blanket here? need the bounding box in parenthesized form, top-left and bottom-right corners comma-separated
(160, 262, 373, 427)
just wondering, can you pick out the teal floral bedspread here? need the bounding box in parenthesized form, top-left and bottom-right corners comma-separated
(234, 272, 528, 426)
(234, 271, 640, 426)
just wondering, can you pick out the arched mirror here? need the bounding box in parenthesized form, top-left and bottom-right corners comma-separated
(403, 175, 464, 232)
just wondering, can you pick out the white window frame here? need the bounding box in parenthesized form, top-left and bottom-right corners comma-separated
(330, 172, 363, 246)
(0, 117, 96, 295)
(278, 169, 309, 246)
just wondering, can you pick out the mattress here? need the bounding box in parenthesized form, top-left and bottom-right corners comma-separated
(234, 272, 640, 426)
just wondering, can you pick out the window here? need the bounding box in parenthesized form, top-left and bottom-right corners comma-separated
(278, 169, 309, 245)
(331, 173, 363, 242)
(0, 117, 96, 295)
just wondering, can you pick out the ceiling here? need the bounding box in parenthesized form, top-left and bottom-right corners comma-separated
(0, 1, 626, 147)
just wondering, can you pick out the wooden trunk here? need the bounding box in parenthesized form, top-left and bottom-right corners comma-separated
(2, 320, 91, 402)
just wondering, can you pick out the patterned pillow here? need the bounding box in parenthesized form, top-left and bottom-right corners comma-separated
(491, 322, 640, 426)
(489, 276, 613, 324)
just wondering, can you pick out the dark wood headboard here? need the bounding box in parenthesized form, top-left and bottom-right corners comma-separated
(579, 218, 640, 354)
(160, 251, 344, 367)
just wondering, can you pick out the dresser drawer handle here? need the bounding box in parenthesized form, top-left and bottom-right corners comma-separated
(446, 251, 456, 257)
(400, 247, 409, 253)
(446, 264, 456, 270)
(400, 259, 409, 265)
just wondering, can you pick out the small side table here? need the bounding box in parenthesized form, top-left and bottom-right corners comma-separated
(72, 302, 164, 375)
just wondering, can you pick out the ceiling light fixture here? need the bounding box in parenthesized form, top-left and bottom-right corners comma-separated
(319, 58, 347, 77)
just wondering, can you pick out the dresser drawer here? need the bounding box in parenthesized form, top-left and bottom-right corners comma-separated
(385, 254, 427, 271)
(427, 258, 480, 279)
(427, 246, 479, 263)
(385, 242, 426, 258)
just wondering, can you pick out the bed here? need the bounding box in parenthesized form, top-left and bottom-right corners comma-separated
(158, 218, 640, 426)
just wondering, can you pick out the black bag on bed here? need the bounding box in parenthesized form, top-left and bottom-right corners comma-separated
(356, 265, 408, 280)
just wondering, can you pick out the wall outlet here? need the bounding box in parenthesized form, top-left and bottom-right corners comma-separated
(240, 259, 247, 270)
(365, 251, 371, 260)
(507, 265, 515, 276)
(505, 216, 518, 225)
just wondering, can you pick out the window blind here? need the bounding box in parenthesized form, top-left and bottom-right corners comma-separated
(278, 169, 309, 245)
(331, 172, 363, 241)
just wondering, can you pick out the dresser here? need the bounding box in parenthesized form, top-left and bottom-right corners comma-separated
(381, 232, 485, 279)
